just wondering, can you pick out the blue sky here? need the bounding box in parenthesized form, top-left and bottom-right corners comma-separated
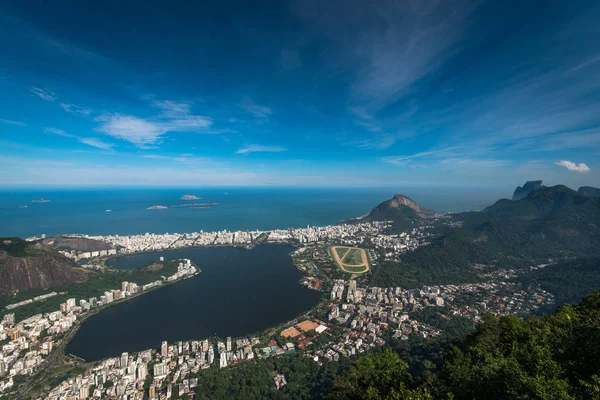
(0, 0, 599, 187)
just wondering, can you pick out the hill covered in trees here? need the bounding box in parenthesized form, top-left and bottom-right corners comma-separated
(329, 290, 600, 400)
(371, 185, 600, 288)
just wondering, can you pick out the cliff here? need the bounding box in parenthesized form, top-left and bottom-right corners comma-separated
(0, 238, 88, 294)
(512, 180, 544, 200)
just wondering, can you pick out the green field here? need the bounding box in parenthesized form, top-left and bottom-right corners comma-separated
(329, 246, 370, 274)
(335, 247, 349, 259)
(342, 248, 363, 266)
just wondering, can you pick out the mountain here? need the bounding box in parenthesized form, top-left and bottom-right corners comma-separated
(578, 186, 600, 197)
(0, 238, 88, 294)
(371, 185, 600, 288)
(41, 236, 114, 252)
(363, 194, 433, 232)
(512, 180, 544, 200)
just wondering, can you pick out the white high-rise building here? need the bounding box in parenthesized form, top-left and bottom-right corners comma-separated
(137, 363, 148, 381)
(121, 352, 129, 368)
(153, 363, 168, 378)
(219, 352, 227, 368)
(161, 341, 168, 357)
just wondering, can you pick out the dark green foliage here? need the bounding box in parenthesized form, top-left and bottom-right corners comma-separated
(410, 308, 474, 338)
(518, 258, 600, 307)
(0, 237, 37, 256)
(328, 291, 600, 400)
(328, 348, 432, 400)
(194, 354, 352, 399)
(371, 186, 600, 288)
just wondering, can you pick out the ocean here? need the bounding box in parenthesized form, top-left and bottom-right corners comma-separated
(0, 186, 510, 238)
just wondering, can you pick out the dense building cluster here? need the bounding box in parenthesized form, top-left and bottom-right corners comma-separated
(0, 260, 197, 395)
(16, 216, 559, 399)
(46, 333, 303, 399)
(303, 275, 555, 364)
(49, 221, 392, 255)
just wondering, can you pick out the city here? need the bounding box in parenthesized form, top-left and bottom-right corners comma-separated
(4, 214, 560, 399)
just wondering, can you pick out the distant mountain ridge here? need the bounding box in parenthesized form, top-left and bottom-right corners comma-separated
(578, 186, 600, 197)
(0, 238, 88, 294)
(512, 180, 545, 200)
(371, 184, 600, 288)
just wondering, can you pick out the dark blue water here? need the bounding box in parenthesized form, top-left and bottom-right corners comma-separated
(65, 245, 321, 361)
(0, 187, 509, 238)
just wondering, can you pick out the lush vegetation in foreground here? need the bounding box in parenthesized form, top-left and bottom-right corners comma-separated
(187, 291, 600, 400)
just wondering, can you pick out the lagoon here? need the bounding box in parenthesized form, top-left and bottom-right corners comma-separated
(65, 245, 321, 361)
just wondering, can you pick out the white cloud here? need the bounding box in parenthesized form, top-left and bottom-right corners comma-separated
(142, 154, 209, 164)
(30, 87, 57, 102)
(239, 98, 272, 119)
(44, 127, 114, 150)
(44, 127, 73, 137)
(236, 145, 287, 154)
(0, 118, 26, 127)
(60, 103, 92, 116)
(78, 138, 113, 150)
(294, 0, 477, 111)
(382, 151, 435, 165)
(95, 101, 212, 147)
(153, 100, 192, 118)
(95, 114, 165, 146)
(555, 160, 591, 173)
(353, 133, 396, 150)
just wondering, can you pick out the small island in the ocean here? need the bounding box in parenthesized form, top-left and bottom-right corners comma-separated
(32, 198, 50, 203)
(181, 194, 200, 200)
(179, 202, 218, 209)
(147, 205, 168, 210)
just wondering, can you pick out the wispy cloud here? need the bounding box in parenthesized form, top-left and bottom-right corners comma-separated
(239, 97, 272, 119)
(382, 151, 436, 165)
(44, 127, 113, 150)
(95, 100, 212, 146)
(142, 154, 209, 164)
(30, 87, 56, 102)
(60, 103, 92, 116)
(78, 138, 113, 150)
(555, 160, 591, 173)
(294, 0, 477, 112)
(236, 145, 287, 154)
(44, 127, 73, 137)
(0, 118, 26, 127)
(353, 133, 396, 150)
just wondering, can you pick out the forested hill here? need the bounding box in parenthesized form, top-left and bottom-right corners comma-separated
(0, 237, 88, 293)
(360, 194, 434, 232)
(328, 290, 600, 400)
(371, 185, 600, 288)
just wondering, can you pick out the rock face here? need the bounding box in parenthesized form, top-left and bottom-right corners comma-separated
(370, 194, 429, 216)
(364, 194, 432, 231)
(513, 180, 545, 200)
(0, 238, 88, 293)
(578, 186, 600, 198)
